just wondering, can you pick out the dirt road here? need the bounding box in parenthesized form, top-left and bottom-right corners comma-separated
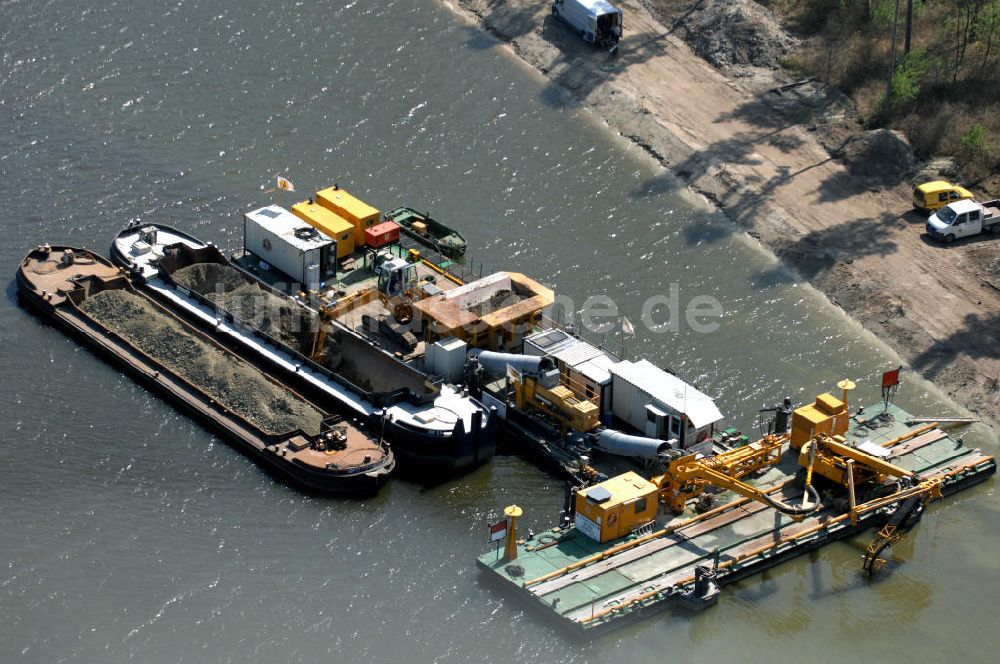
(447, 0, 1000, 426)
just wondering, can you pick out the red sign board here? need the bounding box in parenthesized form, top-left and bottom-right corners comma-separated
(489, 519, 507, 542)
(881, 367, 901, 389)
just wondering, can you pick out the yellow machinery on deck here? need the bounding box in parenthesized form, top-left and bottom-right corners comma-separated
(575, 433, 817, 543)
(308, 250, 424, 359)
(574, 381, 948, 556)
(800, 433, 942, 519)
(575, 472, 660, 543)
(790, 380, 853, 450)
(795, 431, 944, 576)
(513, 373, 600, 434)
(654, 433, 819, 516)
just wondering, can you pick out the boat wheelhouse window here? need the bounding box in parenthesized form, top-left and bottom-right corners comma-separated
(634, 497, 647, 514)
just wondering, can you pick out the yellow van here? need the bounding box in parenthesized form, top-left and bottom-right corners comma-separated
(913, 181, 973, 213)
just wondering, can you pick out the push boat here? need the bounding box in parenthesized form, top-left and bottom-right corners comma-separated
(384, 206, 468, 257)
(477, 379, 996, 636)
(17, 245, 394, 494)
(111, 223, 496, 473)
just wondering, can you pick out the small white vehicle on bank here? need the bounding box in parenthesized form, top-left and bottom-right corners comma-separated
(926, 198, 1000, 243)
(551, 0, 623, 47)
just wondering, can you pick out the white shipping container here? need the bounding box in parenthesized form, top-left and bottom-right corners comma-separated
(610, 360, 723, 443)
(244, 205, 335, 291)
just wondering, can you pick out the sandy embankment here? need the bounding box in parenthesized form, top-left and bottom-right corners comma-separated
(445, 0, 1000, 427)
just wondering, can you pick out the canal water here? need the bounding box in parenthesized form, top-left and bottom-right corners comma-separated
(1, 1, 996, 662)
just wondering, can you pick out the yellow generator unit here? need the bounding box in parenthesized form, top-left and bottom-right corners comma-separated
(574, 472, 659, 543)
(790, 391, 849, 450)
(315, 185, 380, 246)
(515, 377, 600, 433)
(291, 199, 356, 258)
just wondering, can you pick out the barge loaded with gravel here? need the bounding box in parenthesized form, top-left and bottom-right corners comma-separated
(17, 244, 394, 494)
(111, 224, 496, 473)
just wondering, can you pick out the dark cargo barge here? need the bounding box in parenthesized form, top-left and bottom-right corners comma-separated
(17, 245, 394, 494)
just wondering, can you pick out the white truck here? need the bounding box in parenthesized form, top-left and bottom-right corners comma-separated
(552, 0, 622, 47)
(925, 198, 1000, 243)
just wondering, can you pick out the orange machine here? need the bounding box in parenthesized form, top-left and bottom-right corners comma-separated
(291, 199, 356, 258)
(575, 472, 660, 543)
(789, 379, 853, 449)
(315, 185, 380, 246)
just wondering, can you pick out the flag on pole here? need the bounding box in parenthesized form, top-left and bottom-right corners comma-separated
(489, 519, 507, 542)
(276, 175, 295, 192)
(622, 317, 635, 336)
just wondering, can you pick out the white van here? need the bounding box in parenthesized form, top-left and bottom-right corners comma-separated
(926, 198, 1000, 242)
(552, 0, 623, 47)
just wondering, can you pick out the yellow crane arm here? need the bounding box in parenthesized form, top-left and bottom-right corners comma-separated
(688, 464, 820, 516)
(658, 457, 820, 516)
(310, 318, 331, 360)
(812, 436, 914, 480)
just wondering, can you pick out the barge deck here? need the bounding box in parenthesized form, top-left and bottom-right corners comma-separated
(477, 400, 996, 635)
(17, 245, 394, 494)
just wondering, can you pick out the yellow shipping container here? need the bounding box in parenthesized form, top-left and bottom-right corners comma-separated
(290, 200, 355, 258)
(574, 471, 658, 543)
(315, 185, 380, 245)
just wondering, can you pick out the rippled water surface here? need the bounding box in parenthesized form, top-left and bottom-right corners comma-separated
(2, 1, 997, 662)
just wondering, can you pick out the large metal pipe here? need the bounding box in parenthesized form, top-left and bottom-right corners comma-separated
(595, 429, 675, 460)
(469, 349, 554, 378)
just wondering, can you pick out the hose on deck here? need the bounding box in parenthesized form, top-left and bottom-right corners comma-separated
(760, 483, 822, 516)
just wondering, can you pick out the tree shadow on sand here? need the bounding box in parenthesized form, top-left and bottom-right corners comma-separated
(747, 213, 900, 289)
(909, 312, 1000, 380)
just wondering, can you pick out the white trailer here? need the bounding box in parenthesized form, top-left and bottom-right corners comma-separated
(244, 205, 336, 291)
(552, 0, 622, 47)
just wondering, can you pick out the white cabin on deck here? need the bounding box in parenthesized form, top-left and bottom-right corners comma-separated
(244, 205, 336, 292)
(609, 359, 723, 451)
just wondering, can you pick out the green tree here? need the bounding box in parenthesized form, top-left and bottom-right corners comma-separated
(891, 49, 929, 103)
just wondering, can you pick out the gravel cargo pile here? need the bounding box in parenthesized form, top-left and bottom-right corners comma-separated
(171, 263, 315, 351)
(81, 289, 323, 436)
(169, 261, 418, 395)
(468, 289, 524, 317)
